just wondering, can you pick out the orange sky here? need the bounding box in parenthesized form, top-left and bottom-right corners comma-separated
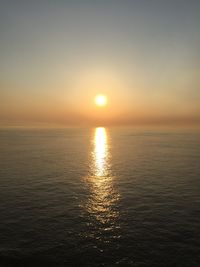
(0, 1, 200, 127)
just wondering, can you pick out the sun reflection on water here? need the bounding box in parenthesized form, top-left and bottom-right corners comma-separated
(94, 127, 108, 177)
(85, 127, 119, 232)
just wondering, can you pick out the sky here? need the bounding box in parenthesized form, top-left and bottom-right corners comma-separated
(0, 0, 200, 127)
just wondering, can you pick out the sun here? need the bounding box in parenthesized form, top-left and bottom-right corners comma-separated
(95, 95, 107, 107)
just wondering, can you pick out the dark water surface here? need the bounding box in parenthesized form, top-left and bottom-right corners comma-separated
(0, 127, 200, 266)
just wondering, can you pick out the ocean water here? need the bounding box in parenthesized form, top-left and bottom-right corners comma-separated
(0, 127, 199, 267)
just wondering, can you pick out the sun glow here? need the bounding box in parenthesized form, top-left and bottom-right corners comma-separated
(95, 95, 107, 107)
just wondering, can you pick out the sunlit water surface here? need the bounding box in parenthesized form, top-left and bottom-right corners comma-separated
(0, 127, 199, 266)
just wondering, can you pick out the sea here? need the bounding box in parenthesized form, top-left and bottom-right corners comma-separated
(0, 127, 199, 266)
